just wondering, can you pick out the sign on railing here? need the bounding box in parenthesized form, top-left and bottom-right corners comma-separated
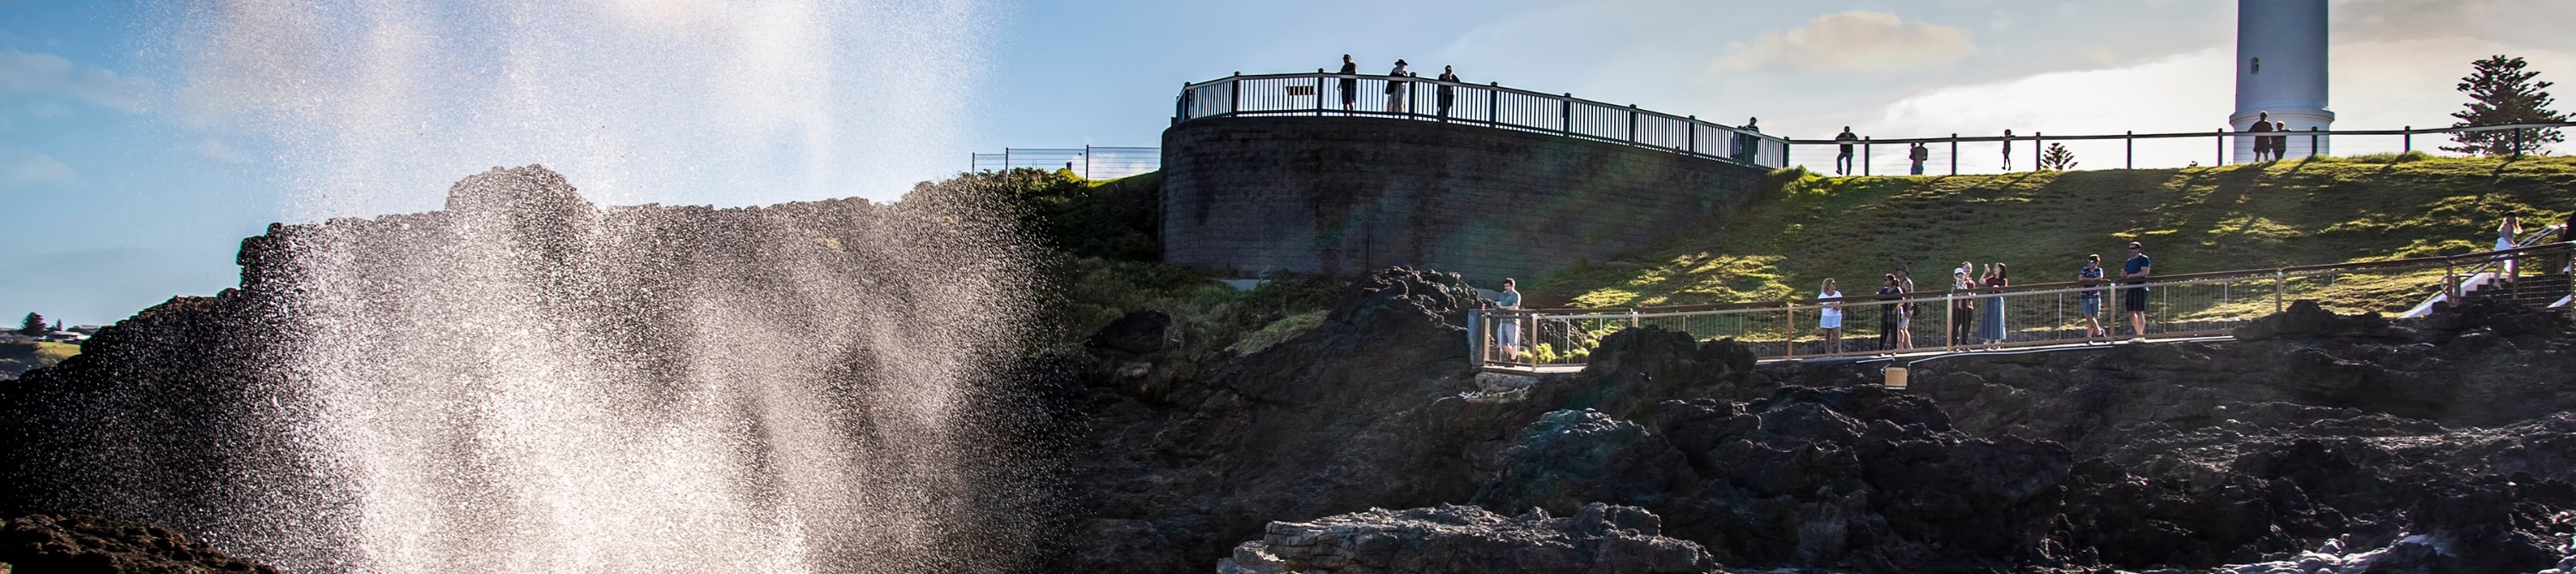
(1175, 72, 1790, 169)
(1471, 242, 2576, 369)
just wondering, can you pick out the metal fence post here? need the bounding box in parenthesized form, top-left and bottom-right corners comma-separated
(1488, 83, 1499, 127)
(1687, 115, 1698, 156)
(1084, 145, 1092, 180)
(2216, 129, 2226, 165)
(2125, 131, 2134, 169)
(1627, 104, 1637, 144)
(2273, 270, 2286, 314)
(1950, 134, 1959, 175)
(2309, 127, 2319, 159)
(2033, 131, 2043, 169)
(2403, 125, 2411, 153)
(1943, 293, 1955, 351)
(1862, 137, 1872, 175)
(1783, 302, 1796, 360)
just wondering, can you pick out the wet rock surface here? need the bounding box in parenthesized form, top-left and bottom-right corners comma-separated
(0, 514, 278, 573)
(1214, 504, 1718, 574)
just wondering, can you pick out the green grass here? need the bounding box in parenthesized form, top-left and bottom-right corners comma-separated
(32, 341, 79, 362)
(1537, 156, 2576, 314)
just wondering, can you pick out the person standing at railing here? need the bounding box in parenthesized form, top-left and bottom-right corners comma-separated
(1908, 143, 1929, 175)
(1951, 263, 1978, 346)
(1338, 55, 1359, 111)
(2077, 254, 2109, 339)
(1874, 274, 1905, 352)
(2257, 110, 2277, 162)
(2000, 130, 2015, 170)
(1893, 264, 1917, 350)
(1834, 127, 1860, 175)
(1384, 59, 1412, 113)
(2272, 120, 2290, 159)
(2121, 241, 2154, 339)
(1818, 278, 1844, 354)
(1978, 264, 2010, 346)
(1436, 65, 1459, 119)
(1733, 118, 1762, 164)
(1496, 278, 1522, 361)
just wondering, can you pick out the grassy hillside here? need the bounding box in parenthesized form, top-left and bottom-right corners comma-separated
(1, 338, 81, 379)
(1537, 155, 2576, 312)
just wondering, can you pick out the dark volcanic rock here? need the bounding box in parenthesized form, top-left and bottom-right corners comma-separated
(1214, 504, 1720, 574)
(0, 514, 278, 573)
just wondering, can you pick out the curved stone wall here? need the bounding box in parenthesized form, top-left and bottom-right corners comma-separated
(1160, 116, 1772, 283)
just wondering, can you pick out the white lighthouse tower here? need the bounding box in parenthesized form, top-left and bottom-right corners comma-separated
(2232, 0, 2331, 162)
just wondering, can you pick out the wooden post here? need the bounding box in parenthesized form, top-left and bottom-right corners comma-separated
(2403, 125, 2411, 153)
(1783, 302, 1796, 360)
(1949, 134, 1959, 175)
(1862, 137, 1872, 176)
(2125, 131, 2134, 169)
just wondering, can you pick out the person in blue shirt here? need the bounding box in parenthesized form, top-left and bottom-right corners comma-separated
(2077, 254, 2107, 339)
(1495, 278, 1522, 361)
(2120, 241, 2153, 339)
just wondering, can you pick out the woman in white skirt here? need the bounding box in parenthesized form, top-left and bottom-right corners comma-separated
(1817, 278, 1844, 355)
(2498, 211, 2522, 284)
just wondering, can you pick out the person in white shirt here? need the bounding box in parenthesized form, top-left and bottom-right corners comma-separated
(1384, 59, 1412, 113)
(1817, 278, 1844, 354)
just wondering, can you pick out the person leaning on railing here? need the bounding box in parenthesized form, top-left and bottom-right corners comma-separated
(2077, 254, 2108, 339)
(1495, 278, 1522, 361)
(1384, 59, 1412, 113)
(2121, 241, 2153, 339)
(1733, 118, 1761, 164)
(1437, 65, 1459, 119)
(1950, 262, 1978, 345)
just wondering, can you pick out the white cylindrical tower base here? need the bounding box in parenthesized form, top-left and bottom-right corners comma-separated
(2231, 0, 2332, 163)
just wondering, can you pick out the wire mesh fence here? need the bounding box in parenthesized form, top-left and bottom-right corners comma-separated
(1471, 242, 2575, 369)
(969, 146, 1161, 180)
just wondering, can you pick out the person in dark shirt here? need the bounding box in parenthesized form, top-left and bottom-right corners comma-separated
(1337, 54, 1358, 111)
(1436, 65, 1459, 119)
(2001, 129, 2015, 171)
(1908, 143, 1929, 175)
(1733, 118, 1762, 164)
(1834, 126, 1859, 175)
(2121, 241, 2153, 339)
(2077, 254, 2107, 339)
(2248, 111, 2275, 162)
(1874, 273, 1905, 352)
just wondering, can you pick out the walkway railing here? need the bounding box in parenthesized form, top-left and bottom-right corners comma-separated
(1778, 121, 2576, 177)
(969, 146, 1161, 180)
(1469, 242, 2576, 370)
(1175, 72, 1791, 169)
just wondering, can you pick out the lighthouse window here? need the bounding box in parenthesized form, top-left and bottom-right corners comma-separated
(2251, 57, 2260, 74)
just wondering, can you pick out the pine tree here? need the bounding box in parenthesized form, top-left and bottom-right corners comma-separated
(18, 313, 44, 336)
(2445, 55, 2567, 156)
(2038, 143, 2079, 171)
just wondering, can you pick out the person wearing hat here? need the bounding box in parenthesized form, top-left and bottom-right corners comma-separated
(2120, 241, 2153, 339)
(1384, 59, 1413, 113)
(2076, 254, 2107, 339)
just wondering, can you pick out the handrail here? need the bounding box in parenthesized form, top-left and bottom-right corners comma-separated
(1474, 242, 2576, 369)
(1773, 121, 2576, 145)
(1173, 71, 1791, 169)
(1505, 241, 2576, 314)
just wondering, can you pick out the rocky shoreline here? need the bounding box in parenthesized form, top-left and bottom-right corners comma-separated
(1046, 268, 2576, 573)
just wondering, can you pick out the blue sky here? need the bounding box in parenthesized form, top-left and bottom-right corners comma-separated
(6, 0, 2574, 325)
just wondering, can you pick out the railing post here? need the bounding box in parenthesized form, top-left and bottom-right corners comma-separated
(1003, 147, 1011, 171)
(1687, 115, 1698, 156)
(2514, 127, 2525, 159)
(1315, 72, 1325, 115)
(1229, 73, 1241, 116)
(1783, 302, 1796, 360)
(1487, 83, 1499, 127)
(2309, 127, 2320, 159)
(1627, 104, 1637, 144)
(1862, 137, 1872, 176)
(1949, 134, 1959, 175)
(1467, 308, 1486, 366)
(1084, 144, 1092, 180)
(2125, 131, 2134, 169)
(2216, 128, 2226, 165)
(1943, 292, 1955, 351)
(2403, 125, 2411, 153)
(2033, 131, 2043, 169)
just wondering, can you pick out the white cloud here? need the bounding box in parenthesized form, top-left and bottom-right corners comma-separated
(8, 155, 79, 186)
(1875, 48, 2232, 137)
(0, 49, 153, 113)
(1716, 10, 1978, 73)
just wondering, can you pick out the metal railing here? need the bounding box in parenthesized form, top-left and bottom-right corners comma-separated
(1779, 122, 2576, 177)
(1174, 71, 1790, 169)
(969, 146, 1161, 180)
(1469, 242, 2576, 369)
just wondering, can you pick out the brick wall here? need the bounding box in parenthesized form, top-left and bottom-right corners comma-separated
(1161, 116, 1771, 284)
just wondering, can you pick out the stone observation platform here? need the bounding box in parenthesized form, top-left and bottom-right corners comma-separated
(1159, 71, 1788, 282)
